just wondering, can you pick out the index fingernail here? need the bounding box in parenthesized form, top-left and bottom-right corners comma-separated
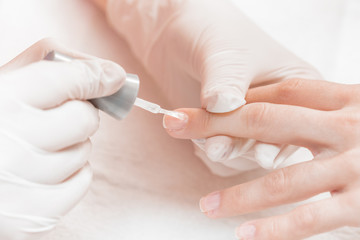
(236, 223, 256, 240)
(163, 112, 188, 131)
(199, 191, 220, 213)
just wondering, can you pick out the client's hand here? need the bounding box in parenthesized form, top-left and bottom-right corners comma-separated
(164, 78, 360, 239)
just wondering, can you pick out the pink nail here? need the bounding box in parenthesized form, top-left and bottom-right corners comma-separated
(199, 191, 220, 213)
(236, 224, 256, 240)
(163, 112, 188, 131)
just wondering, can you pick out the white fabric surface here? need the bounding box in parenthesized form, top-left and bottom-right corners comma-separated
(0, 0, 359, 239)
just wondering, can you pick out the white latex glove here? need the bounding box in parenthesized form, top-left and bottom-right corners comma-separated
(0, 39, 125, 239)
(103, 0, 322, 176)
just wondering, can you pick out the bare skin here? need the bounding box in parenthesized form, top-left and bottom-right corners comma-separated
(163, 79, 360, 239)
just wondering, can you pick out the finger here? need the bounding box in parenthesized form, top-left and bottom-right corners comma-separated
(202, 136, 234, 162)
(246, 78, 356, 111)
(0, 38, 94, 72)
(199, 159, 344, 218)
(181, 1, 249, 113)
(235, 196, 352, 240)
(163, 105, 338, 150)
(0, 163, 92, 222)
(2, 59, 126, 109)
(196, 4, 322, 114)
(192, 141, 252, 177)
(199, 135, 277, 169)
(4, 100, 99, 151)
(0, 129, 92, 184)
(200, 46, 247, 113)
(253, 142, 283, 169)
(202, 136, 296, 170)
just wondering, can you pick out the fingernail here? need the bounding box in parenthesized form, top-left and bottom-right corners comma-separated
(204, 87, 246, 113)
(163, 112, 188, 131)
(199, 191, 220, 213)
(102, 61, 126, 84)
(206, 142, 229, 162)
(236, 224, 256, 240)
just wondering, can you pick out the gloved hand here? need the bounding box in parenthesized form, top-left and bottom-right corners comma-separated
(100, 0, 322, 175)
(0, 39, 125, 240)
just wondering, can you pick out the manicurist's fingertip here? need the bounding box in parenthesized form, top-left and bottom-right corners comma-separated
(101, 60, 126, 85)
(204, 87, 246, 113)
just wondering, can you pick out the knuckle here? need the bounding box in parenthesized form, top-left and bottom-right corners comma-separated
(267, 219, 282, 240)
(277, 79, 304, 101)
(292, 206, 317, 231)
(232, 185, 245, 206)
(338, 152, 360, 177)
(330, 112, 360, 138)
(201, 111, 214, 133)
(230, 185, 253, 214)
(263, 169, 289, 202)
(74, 61, 102, 97)
(342, 113, 360, 128)
(340, 191, 360, 215)
(243, 103, 270, 136)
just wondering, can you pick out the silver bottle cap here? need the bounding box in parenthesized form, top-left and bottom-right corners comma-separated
(44, 51, 139, 120)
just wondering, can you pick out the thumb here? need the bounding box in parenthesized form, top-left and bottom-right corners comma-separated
(198, 15, 323, 114)
(200, 47, 322, 114)
(3, 59, 126, 109)
(200, 49, 249, 113)
(199, 36, 322, 163)
(0, 38, 94, 72)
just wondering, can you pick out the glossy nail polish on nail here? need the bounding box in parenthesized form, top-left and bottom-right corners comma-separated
(199, 191, 220, 213)
(236, 224, 256, 240)
(163, 112, 188, 131)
